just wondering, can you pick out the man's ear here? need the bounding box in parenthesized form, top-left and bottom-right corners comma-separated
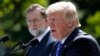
(67, 19, 74, 28)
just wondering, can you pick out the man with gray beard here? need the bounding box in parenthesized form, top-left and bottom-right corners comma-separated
(25, 4, 55, 56)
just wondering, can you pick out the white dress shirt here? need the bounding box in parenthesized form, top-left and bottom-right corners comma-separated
(36, 27, 50, 42)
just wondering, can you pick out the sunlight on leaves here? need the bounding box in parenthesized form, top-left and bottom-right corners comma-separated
(86, 11, 100, 38)
(0, 10, 4, 18)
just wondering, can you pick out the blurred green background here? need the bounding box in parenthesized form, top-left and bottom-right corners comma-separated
(0, 0, 100, 56)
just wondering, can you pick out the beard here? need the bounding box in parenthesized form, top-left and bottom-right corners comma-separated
(28, 26, 47, 38)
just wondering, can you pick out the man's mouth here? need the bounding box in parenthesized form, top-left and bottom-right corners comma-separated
(51, 30, 56, 32)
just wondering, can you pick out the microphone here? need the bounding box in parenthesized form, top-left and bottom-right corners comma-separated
(0, 35, 9, 43)
(4, 39, 39, 56)
(4, 40, 22, 56)
(20, 39, 39, 49)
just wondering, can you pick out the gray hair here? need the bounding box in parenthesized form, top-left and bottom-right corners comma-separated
(25, 4, 46, 18)
(46, 1, 81, 27)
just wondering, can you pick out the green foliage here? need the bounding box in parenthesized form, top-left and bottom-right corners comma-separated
(86, 11, 100, 38)
(0, 0, 48, 40)
(0, 0, 48, 56)
(0, 0, 100, 55)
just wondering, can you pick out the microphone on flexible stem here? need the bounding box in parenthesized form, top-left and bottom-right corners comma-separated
(4, 40, 22, 56)
(0, 35, 9, 43)
(20, 39, 39, 49)
(12, 38, 39, 52)
(4, 39, 39, 56)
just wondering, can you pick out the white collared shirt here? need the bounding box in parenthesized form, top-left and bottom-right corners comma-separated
(61, 36, 67, 44)
(37, 27, 50, 42)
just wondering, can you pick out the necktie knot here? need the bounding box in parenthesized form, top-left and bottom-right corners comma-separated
(30, 39, 39, 46)
(57, 41, 62, 48)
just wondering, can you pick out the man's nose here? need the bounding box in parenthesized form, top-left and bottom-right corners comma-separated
(48, 20, 54, 28)
(28, 22, 37, 27)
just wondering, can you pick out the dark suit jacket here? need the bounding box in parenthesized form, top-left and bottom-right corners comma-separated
(26, 31, 54, 56)
(51, 28, 100, 56)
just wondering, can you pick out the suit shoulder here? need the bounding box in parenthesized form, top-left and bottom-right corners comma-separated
(71, 34, 100, 50)
(74, 34, 96, 45)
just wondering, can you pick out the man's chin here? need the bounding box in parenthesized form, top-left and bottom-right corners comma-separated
(29, 29, 39, 36)
(53, 35, 62, 41)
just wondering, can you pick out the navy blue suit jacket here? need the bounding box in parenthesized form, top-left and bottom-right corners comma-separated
(26, 31, 54, 56)
(51, 28, 100, 56)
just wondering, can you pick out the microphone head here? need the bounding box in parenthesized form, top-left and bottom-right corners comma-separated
(0, 35, 9, 43)
(19, 39, 39, 50)
(20, 39, 39, 49)
(30, 39, 39, 46)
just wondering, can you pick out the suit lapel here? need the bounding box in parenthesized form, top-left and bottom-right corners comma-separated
(36, 31, 50, 51)
(61, 28, 79, 55)
(26, 31, 50, 56)
(32, 31, 50, 56)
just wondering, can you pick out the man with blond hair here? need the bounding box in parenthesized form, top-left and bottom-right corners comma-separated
(25, 4, 55, 56)
(46, 1, 100, 56)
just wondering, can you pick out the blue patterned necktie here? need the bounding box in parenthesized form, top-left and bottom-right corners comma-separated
(56, 41, 63, 56)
